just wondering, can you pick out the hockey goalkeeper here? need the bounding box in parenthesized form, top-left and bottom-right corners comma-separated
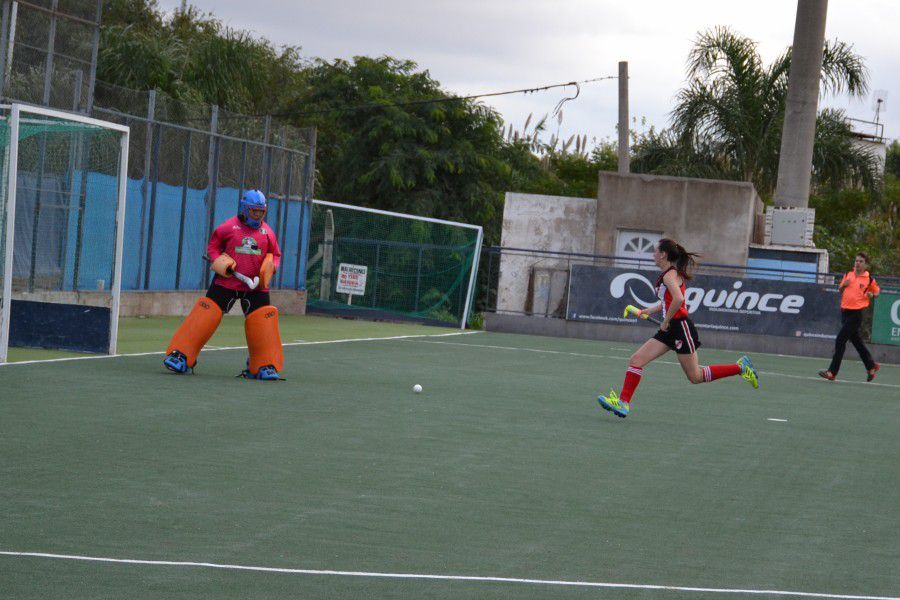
(163, 190, 284, 380)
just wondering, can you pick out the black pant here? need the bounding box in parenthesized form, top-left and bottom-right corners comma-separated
(206, 283, 270, 316)
(828, 309, 875, 375)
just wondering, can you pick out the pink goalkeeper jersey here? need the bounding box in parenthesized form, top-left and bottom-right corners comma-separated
(207, 216, 282, 292)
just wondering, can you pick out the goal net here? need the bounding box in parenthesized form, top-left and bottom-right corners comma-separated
(0, 104, 129, 362)
(305, 200, 483, 328)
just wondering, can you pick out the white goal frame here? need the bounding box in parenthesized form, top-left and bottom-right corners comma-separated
(0, 103, 130, 362)
(311, 199, 484, 329)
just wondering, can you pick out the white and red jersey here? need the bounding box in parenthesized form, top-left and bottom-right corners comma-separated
(207, 216, 281, 292)
(655, 267, 689, 320)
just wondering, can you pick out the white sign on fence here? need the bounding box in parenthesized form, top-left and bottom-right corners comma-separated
(336, 263, 368, 296)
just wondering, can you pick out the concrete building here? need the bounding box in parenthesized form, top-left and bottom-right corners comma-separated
(594, 172, 763, 265)
(498, 172, 765, 315)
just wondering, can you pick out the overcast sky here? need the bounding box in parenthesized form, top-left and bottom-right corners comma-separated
(156, 0, 898, 148)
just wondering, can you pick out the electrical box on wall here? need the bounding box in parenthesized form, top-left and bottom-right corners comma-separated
(765, 208, 815, 247)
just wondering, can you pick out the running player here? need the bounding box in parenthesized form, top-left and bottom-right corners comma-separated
(598, 238, 759, 418)
(163, 189, 285, 380)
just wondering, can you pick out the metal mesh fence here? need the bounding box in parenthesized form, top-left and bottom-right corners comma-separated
(0, 0, 100, 114)
(306, 201, 482, 327)
(0, 6, 317, 294)
(89, 84, 315, 291)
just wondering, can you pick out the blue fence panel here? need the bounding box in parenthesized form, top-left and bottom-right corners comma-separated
(178, 186, 209, 290)
(53, 175, 308, 291)
(120, 178, 146, 290)
(144, 181, 187, 289)
(279, 200, 300, 289)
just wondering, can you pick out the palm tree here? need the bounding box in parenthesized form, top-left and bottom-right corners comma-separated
(634, 26, 879, 197)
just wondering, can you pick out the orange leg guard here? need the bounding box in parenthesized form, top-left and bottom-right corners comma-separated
(259, 253, 275, 289)
(245, 305, 284, 374)
(165, 298, 223, 368)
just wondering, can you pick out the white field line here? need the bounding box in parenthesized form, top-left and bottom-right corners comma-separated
(413, 340, 900, 390)
(768, 418, 789, 422)
(0, 331, 481, 367)
(0, 551, 896, 600)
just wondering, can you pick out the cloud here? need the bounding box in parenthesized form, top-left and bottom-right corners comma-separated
(157, 0, 899, 143)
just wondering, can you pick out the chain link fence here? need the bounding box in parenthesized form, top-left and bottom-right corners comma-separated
(90, 81, 316, 291)
(0, 2, 317, 292)
(0, 0, 100, 114)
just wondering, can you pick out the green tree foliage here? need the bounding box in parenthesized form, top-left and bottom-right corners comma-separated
(98, 0, 303, 114)
(634, 26, 879, 198)
(291, 57, 511, 243)
(811, 174, 899, 273)
(886, 140, 900, 178)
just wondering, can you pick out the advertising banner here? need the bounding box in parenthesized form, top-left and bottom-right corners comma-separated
(871, 291, 900, 346)
(566, 264, 841, 339)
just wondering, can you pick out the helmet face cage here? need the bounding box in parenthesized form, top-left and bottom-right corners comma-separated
(239, 190, 267, 229)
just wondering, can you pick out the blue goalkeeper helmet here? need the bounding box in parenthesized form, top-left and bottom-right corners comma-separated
(238, 189, 267, 229)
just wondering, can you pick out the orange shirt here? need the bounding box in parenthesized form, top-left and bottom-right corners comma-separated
(840, 270, 880, 310)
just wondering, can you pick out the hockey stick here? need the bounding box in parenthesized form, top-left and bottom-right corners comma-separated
(623, 304, 661, 325)
(203, 255, 260, 290)
(232, 271, 260, 290)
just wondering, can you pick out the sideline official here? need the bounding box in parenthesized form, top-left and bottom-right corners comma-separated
(819, 252, 880, 382)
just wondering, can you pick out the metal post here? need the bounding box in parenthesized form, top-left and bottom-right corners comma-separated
(135, 89, 155, 288)
(371, 244, 380, 307)
(237, 140, 247, 202)
(484, 246, 493, 310)
(143, 122, 161, 290)
(59, 84, 84, 284)
(296, 128, 316, 290)
(85, 0, 101, 113)
(204, 105, 219, 287)
(108, 127, 130, 355)
(0, 0, 11, 97)
(27, 128, 49, 292)
(3, 1, 18, 98)
(0, 104, 21, 363)
(71, 125, 93, 291)
(262, 114, 272, 196)
(460, 227, 484, 329)
(617, 61, 630, 174)
(174, 131, 192, 289)
(71, 69, 83, 111)
(42, 0, 59, 106)
(414, 247, 423, 311)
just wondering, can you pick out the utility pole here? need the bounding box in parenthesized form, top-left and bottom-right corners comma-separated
(617, 61, 630, 174)
(774, 0, 829, 209)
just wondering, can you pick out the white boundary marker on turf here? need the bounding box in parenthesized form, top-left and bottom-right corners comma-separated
(0, 551, 897, 600)
(411, 340, 900, 390)
(0, 331, 481, 367)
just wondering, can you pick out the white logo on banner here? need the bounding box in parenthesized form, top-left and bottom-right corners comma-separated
(891, 299, 900, 326)
(608, 272, 805, 315)
(609, 273, 656, 307)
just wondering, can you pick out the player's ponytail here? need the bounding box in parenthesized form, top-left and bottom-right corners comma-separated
(658, 238, 699, 280)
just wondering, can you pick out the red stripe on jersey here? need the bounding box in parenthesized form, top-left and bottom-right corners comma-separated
(655, 267, 689, 320)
